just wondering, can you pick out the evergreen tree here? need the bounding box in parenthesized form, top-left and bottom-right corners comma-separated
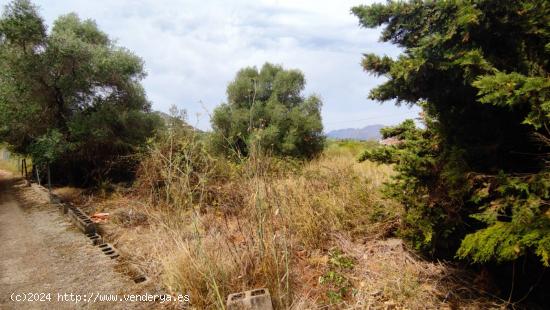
(353, 0, 550, 268)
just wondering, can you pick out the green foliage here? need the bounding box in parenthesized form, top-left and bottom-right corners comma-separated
(325, 139, 378, 158)
(0, 0, 161, 184)
(359, 118, 446, 252)
(0, 0, 45, 47)
(211, 63, 324, 159)
(358, 119, 428, 163)
(473, 72, 550, 130)
(457, 173, 550, 266)
(28, 130, 65, 166)
(319, 249, 355, 303)
(353, 0, 550, 265)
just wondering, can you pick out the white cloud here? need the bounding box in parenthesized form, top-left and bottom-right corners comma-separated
(32, 0, 420, 131)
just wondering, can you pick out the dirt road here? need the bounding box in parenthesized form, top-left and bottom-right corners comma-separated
(0, 171, 139, 309)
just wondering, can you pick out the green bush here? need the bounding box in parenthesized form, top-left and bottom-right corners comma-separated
(0, 0, 161, 184)
(211, 63, 325, 159)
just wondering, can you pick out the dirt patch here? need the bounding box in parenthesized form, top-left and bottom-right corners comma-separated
(0, 171, 157, 309)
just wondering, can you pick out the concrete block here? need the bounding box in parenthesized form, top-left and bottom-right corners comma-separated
(227, 288, 273, 310)
(132, 275, 148, 283)
(58, 203, 69, 214)
(68, 208, 96, 234)
(98, 243, 120, 259)
(86, 232, 103, 246)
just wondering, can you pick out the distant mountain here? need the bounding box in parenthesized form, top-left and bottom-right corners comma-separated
(326, 124, 384, 141)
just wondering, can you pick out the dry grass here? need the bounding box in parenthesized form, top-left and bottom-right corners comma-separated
(99, 135, 402, 308)
(337, 237, 505, 309)
(58, 134, 505, 309)
(134, 149, 398, 309)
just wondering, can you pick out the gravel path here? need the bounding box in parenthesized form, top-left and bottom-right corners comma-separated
(0, 171, 140, 309)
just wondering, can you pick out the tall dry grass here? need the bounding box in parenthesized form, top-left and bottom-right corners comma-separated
(132, 124, 400, 308)
(53, 122, 505, 308)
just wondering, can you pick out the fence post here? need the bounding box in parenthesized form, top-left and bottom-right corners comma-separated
(23, 159, 29, 186)
(36, 165, 41, 186)
(47, 164, 52, 202)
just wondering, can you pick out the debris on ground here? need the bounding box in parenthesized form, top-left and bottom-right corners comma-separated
(91, 212, 109, 223)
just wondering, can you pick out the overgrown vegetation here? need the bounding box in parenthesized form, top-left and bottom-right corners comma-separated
(0, 0, 161, 184)
(353, 0, 549, 303)
(73, 125, 503, 308)
(2, 0, 547, 307)
(319, 249, 355, 303)
(122, 116, 401, 308)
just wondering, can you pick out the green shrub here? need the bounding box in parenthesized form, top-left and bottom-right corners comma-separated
(0, 0, 161, 184)
(211, 63, 325, 159)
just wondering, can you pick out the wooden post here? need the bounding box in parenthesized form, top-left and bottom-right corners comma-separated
(36, 165, 41, 186)
(23, 159, 29, 186)
(47, 164, 52, 202)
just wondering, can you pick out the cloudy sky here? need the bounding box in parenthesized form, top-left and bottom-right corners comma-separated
(32, 0, 420, 131)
